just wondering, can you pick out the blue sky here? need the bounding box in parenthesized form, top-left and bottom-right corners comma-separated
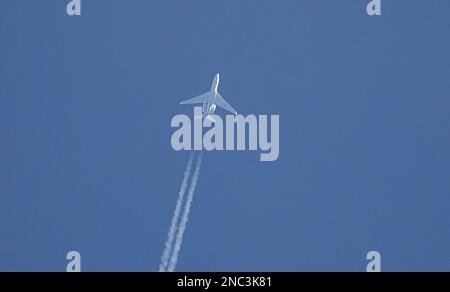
(0, 1, 449, 271)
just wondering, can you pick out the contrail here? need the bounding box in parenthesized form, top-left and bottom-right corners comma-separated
(159, 151, 195, 272)
(167, 151, 203, 272)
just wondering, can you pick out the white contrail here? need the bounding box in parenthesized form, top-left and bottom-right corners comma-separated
(167, 151, 203, 272)
(159, 151, 195, 272)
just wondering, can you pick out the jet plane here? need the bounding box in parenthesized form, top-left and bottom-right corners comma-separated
(180, 73, 237, 122)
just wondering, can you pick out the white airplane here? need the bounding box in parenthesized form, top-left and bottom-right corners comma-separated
(180, 73, 237, 122)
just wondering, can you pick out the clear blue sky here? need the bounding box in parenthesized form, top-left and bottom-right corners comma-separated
(0, 1, 449, 271)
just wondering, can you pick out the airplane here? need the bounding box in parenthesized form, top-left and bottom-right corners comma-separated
(180, 73, 237, 122)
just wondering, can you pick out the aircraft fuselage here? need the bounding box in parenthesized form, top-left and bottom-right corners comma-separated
(203, 73, 220, 116)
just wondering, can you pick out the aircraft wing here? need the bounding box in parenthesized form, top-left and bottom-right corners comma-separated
(215, 93, 237, 115)
(180, 92, 209, 105)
